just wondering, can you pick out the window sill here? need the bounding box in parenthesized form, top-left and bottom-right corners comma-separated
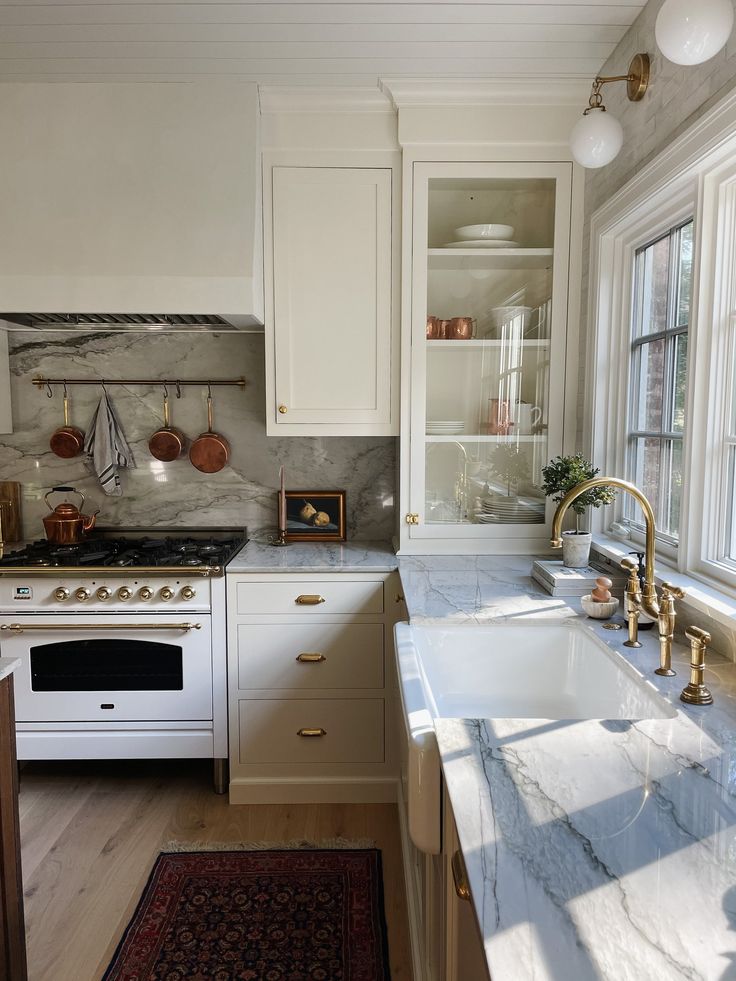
(591, 532, 736, 638)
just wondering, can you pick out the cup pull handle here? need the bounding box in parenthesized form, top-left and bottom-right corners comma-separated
(451, 850, 471, 902)
(296, 652, 326, 663)
(295, 594, 326, 605)
(297, 728, 327, 738)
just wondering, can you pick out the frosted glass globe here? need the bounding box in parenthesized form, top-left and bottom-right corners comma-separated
(569, 109, 624, 169)
(656, 0, 734, 66)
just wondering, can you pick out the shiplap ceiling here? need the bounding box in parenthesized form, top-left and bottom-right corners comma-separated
(0, 1, 648, 86)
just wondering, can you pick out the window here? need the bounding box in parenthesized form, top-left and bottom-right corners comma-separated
(626, 221, 693, 545)
(587, 91, 736, 598)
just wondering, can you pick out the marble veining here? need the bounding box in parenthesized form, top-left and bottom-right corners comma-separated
(227, 539, 398, 573)
(1, 331, 396, 541)
(0, 658, 20, 683)
(400, 555, 736, 980)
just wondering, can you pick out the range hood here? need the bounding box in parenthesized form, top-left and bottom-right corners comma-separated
(0, 82, 263, 331)
(2, 313, 253, 332)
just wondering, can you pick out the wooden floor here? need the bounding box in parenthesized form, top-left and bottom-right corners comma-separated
(18, 760, 413, 981)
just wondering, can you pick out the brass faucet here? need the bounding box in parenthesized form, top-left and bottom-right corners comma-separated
(550, 476, 685, 678)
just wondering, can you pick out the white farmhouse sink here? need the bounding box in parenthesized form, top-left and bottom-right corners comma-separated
(394, 620, 674, 854)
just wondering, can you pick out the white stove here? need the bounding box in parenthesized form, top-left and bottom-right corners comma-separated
(0, 529, 246, 793)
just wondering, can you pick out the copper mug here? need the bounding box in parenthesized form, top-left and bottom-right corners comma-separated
(436, 319, 451, 339)
(448, 317, 475, 340)
(487, 398, 511, 435)
(426, 315, 441, 339)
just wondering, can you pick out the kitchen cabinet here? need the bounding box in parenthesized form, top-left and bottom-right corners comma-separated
(400, 160, 577, 553)
(226, 572, 400, 803)
(263, 159, 400, 436)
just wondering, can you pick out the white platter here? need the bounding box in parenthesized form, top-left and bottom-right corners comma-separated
(443, 239, 520, 249)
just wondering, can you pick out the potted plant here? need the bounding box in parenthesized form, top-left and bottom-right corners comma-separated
(489, 445, 530, 498)
(541, 454, 616, 567)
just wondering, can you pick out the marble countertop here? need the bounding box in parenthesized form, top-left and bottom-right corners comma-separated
(226, 539, 398, 573)
(397, 554, 736, 980)
(0, 658, 21, 683)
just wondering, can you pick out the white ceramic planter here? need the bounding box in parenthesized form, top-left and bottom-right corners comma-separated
(562, 531, 592, 568)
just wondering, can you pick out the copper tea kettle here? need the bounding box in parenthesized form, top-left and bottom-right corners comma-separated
(42, 486, 99, 545)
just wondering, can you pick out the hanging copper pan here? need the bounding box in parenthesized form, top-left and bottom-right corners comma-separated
(49, 390, 85, 459)
(189, 392, 230, 473)
(149, 391, 186, 462)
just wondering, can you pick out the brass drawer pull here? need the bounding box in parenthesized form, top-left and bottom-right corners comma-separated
(451, 850, 471, 902)
(0, 622, 201, 634)
(295, 594, 326, 605)
(297, 727, 327, 738)
(296, 652, 326, 663)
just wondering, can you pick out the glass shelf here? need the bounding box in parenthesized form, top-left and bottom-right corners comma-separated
(426, 339, 550, 349)
(424, 434, 545, 442)
(427, 249, 553, 271)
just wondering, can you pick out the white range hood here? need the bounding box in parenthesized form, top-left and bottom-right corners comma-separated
(0, 82, 263, 330)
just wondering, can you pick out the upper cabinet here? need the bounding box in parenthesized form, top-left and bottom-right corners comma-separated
(400, 160, 577, 553)
(263, 157, 400, 436)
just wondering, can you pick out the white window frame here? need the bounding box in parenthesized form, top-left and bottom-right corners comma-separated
(585, 87, 736, 595)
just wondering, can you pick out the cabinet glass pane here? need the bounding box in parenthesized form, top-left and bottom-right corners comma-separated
(422, 177, 555, 528)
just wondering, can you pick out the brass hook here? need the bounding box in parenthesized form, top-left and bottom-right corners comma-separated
(63, 381, 68, 398)
(163, 381, 169, 400)
(207, 381, 212, 399)
(46, 380, 53, 399)
(176, 380, 182, 399)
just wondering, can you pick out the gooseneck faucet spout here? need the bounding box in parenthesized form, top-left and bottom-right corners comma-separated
(549, 476, 659, 620)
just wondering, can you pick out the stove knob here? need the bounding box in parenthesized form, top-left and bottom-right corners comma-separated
(96, 587, 112, 601)
(159, 586, 174, 601)
(53, 587, 70, 602)
(117, 587, 132, 601)
(75, 588, 91, 602)
(180, 585, 196, 600)
(139, 586, 154, 601)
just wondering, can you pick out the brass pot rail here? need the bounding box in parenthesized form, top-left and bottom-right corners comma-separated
(0, 566, 221, 578)
(0, 622, 202, 634)
(33, 376, 245, 393)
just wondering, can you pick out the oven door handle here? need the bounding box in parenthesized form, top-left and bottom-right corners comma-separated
(0, 622, 202, 634)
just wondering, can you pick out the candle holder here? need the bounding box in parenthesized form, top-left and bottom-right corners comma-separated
(270, 528, 289, 547)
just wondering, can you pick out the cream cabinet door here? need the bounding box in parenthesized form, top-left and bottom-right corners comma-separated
(266, 166, 397, 435)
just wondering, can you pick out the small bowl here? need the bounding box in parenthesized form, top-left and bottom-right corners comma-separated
(454, 224, 515, 241)
(580, 594, 620, 620)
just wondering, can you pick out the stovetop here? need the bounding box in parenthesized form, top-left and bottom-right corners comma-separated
(0, 528, 247, 573)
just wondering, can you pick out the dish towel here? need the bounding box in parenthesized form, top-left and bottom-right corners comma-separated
(84, 392, 136, 496)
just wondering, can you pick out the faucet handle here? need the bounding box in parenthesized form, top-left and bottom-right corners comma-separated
(685, 625, 711, 646)
(620, 557, 638, 572)
(661, 581, 685, 600)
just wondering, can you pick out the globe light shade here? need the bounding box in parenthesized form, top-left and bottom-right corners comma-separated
(569, 108, 624, 169)
(655, 0, 734, 66)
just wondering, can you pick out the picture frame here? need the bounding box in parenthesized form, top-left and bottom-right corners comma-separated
(282, 490, 347, 542)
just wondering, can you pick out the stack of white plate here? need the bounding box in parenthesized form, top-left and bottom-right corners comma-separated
(444, 224, 519, 249)
(476, 497, 545, 524)
(427, 420, 465, 435)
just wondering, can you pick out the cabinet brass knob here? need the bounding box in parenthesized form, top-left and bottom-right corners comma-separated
(405, 513, 420, 525)
(451, 850, 471, 902)
(296, 652, 326, 663)
(278, 404, 288, 414)
(295, 594, 326, 605)
(297, 727, 327, 738)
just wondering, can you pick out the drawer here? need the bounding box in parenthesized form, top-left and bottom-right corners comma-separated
(237, 623, 384, 690)
(238, 698, 384, 764)
(235, 579, 384, 616)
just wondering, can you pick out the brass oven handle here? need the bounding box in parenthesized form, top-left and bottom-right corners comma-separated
(295, 594, 326, 605)
(297, 727, 327, 737)
(296, 652, 326, 663)
(451, 850, 471, 902)
(0, 622, 202, 634)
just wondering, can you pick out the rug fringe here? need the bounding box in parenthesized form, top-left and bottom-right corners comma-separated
(160, 837, 376, 853)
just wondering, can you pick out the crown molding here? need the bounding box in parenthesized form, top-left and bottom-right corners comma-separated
(258, 85, 394, 114)
(380, 77, 590, 109)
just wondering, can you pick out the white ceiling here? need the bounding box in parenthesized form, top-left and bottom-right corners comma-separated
(0, 1, 648, 86)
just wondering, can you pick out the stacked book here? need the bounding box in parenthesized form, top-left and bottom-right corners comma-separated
(532, 559, 627, 598)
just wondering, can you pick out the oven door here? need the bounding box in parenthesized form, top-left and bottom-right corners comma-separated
(0, 614, 212, 722)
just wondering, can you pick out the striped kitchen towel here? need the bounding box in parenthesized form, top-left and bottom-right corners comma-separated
(84, 392, 136, 496)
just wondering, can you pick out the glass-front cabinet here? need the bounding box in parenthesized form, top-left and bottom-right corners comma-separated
(405, 161, 573, 549)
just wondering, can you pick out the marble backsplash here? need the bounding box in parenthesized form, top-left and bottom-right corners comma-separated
(0, 330, 397, 542)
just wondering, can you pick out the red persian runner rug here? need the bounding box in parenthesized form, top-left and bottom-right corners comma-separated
(102, 848, 391, 981)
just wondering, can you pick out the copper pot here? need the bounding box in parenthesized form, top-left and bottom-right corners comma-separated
(49, 392, 85, 459)
(448, 317, 475, 340)
(42, 486, 99, 545)
(189, 394, 230, 474)
(149, 392, 186, 462)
